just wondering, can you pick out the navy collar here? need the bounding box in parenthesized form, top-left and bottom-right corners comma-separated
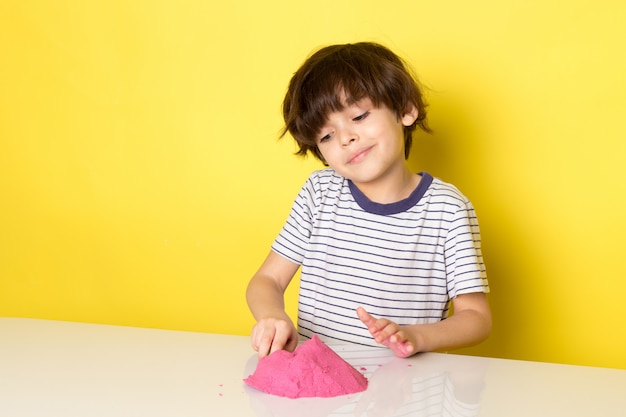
(348, 173, 433, 215)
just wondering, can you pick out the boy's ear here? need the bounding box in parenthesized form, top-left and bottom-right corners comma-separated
(401, 104, 419, 126)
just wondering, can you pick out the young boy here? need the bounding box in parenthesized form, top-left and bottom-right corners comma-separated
(247, 42, 491, 359)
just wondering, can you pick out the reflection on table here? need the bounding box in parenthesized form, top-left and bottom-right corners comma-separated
(245, 343, 487, 417)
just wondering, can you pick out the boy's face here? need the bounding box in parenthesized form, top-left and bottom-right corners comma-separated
(315, 98, 417, 188)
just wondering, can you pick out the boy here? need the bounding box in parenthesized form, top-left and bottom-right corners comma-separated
(247, 42, 491, 358)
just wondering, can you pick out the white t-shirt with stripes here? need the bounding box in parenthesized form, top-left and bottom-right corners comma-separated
(271, 169, 489, 347)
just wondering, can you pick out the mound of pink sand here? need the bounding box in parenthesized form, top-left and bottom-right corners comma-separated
(244, 335, 368, 399)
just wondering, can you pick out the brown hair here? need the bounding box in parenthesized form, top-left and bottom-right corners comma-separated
(281, 42, 431, 163)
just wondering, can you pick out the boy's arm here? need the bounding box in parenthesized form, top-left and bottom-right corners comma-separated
(357, 292, 491, 357)
(414, 292, 492, 352)
(246, 250, 301, 357)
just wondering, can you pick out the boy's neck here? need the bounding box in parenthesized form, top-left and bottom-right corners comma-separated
(351, 166, 421, 204)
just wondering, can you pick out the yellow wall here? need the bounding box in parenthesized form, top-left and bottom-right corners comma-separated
(1, 1, 625, 369)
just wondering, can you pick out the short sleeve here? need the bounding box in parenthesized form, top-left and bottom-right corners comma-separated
(270, 175, 320, 265)
(444, 200, 490, 298)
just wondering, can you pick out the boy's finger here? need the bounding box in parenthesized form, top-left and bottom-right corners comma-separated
(269, 332, 288, 355)
(257, 340, 271, 358)
(257, 330, 275, 358)
(356, 306, 376, 325)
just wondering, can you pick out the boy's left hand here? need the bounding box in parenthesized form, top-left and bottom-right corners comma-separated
(356, 307, 418, 358)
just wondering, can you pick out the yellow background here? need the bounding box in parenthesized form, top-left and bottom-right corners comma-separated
(1, 1, 625, 369)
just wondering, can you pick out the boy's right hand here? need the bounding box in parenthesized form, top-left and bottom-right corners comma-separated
(250, 318, 298, 358)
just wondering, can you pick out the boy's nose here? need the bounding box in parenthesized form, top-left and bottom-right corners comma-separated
(339, 130, 358, 146)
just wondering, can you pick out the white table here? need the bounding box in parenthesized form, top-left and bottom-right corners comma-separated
(1, 318, 624, 416)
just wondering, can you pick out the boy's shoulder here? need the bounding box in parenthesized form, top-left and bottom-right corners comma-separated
(304, 168, 345, 187)
(308, 167, 341, 179)
(427, 175, 472, 206)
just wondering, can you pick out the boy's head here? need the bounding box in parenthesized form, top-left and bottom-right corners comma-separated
(281, 42, 430, 163)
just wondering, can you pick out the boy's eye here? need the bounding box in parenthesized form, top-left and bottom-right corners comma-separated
(319, 133, 332, 143)
(353, 111, 370, 122)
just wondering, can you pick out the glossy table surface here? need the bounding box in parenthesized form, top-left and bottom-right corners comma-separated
(1, 318, 625, 416)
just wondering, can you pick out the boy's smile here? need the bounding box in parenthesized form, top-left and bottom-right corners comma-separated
(316, 98, 419, 203)
(347, 145, 374, 164)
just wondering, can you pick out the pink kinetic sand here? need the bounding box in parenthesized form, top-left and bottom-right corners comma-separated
(244, 335, 368, 399)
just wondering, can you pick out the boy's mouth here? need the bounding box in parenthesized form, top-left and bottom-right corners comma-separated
(347, 146, 373, 164)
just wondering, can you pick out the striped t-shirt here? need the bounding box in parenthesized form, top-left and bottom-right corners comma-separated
(271, 169, 489, 347)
